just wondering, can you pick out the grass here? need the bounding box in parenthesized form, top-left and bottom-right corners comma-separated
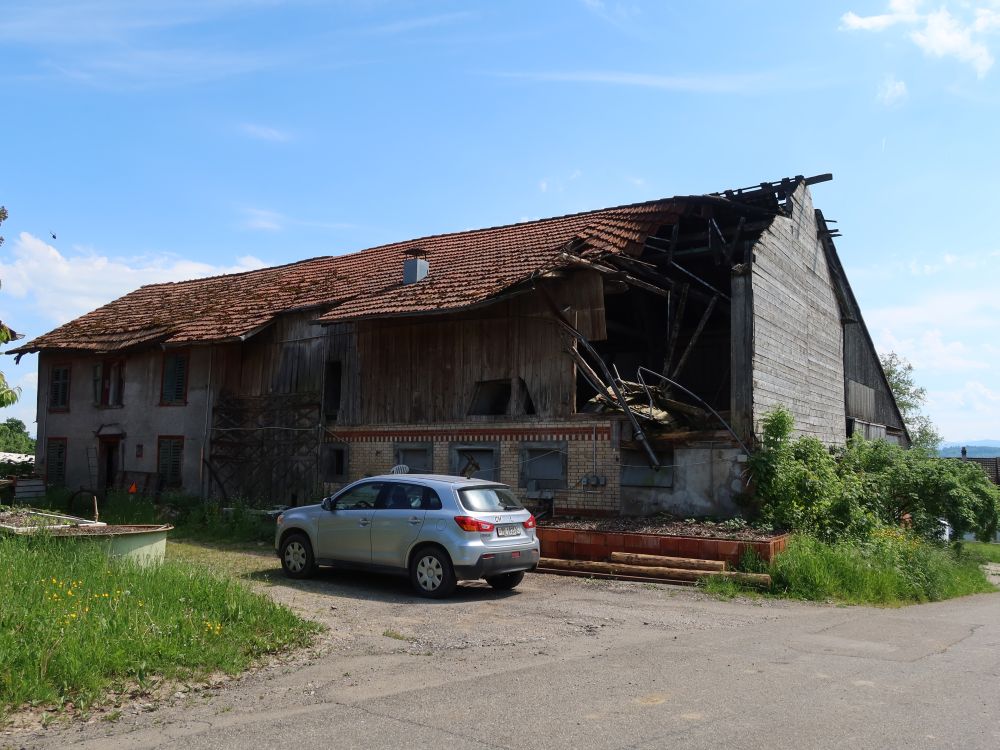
(702, 532, 996, 606)
(0, 532, 318, 720)
(962, 540, 1000, 564)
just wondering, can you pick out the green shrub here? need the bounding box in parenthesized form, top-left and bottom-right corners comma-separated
(749, 407, 1000, 543)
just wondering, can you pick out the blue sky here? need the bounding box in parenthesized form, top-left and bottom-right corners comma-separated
(1, 0, 998, 441)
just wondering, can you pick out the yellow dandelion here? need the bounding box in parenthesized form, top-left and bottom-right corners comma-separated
(67, 590, 74, 597)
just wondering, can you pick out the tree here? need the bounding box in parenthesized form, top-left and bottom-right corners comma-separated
(0, 418, 34, 454)
(0, 205, 21, 407)
(879, 351, 942, 451)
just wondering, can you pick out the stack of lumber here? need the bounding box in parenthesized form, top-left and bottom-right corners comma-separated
(537, 551, 771, 588)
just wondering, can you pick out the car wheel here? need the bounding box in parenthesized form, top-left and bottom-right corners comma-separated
(485, 571, 524, 591)
(280, 533, 315, 579)
(410, 547, 456, 598)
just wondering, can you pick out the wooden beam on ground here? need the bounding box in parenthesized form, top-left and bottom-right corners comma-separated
(538, 557, 771, 588)
(609, 552, 725, 571)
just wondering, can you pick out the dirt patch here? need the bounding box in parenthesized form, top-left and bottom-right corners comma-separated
(540, 516, 780, 541)
(0, 509, 74, 528)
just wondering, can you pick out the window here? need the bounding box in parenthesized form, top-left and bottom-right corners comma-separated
(620, 448, 673, 489)
(520, 441, 567, 490)
(333, 482, 383, 510)
(449, 443, 500, 482)
(468, 380, 511, 416)
(46, 438, 67, 486)
(157, 436, 184, 489)
(92, 359, 125, 407)
(49, 365, 70, 411)
(376, 482, 439, 511)
(324, 361, 343, 420)
(161, 352, 189, 405)
(321, 443, 348, 483)
(394, 442, 433, 474)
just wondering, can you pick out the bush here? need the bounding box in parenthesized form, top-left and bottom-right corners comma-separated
(749, 407, 1000, 543)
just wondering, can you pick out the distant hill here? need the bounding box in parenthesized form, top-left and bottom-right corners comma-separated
(938, 445, 1000, 458)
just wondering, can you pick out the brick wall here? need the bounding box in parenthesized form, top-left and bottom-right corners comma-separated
(324, 420, 623, 513)
(750, 185, 846, 446)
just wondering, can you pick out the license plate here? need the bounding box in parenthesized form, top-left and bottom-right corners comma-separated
(496, 524, 520, 538)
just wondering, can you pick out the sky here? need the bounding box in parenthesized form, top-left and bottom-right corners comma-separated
(1, 0, 999, 443)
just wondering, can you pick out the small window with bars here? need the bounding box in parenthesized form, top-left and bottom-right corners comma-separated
(46, 438, 67, 486)
(161, 353, 189, 405)
(157, 436, 184, 489)
(49, 365, 71, 411)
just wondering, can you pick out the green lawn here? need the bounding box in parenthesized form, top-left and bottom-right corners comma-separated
(963, 540, 1000, 564)
(0, 533, 317, 720)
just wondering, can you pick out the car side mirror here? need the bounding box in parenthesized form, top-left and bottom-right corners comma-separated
(322, 497, 336, 512)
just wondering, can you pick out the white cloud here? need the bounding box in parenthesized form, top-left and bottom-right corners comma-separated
(841, 2, 1000, 77)
(243, 208, 284, 231)
(877, 74, 908, 105)
(239, 123, 291, 142)
(367, 11, 475, 35)
(876, 329, 990, 373)
(538, 179, 549, 193)
(495, 69, 786, 94)
(928, 381, 1000, 440)
(1, 232, 266, 326)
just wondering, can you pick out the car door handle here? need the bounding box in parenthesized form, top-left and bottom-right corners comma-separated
(408, 517, 421, 525)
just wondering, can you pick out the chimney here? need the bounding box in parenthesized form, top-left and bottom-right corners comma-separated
(403, 247, 429, 284)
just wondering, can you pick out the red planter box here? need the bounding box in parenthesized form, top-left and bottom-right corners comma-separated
(537, 527, 789, 565)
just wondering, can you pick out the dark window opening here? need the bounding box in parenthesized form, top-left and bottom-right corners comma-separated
(394, 443, 432, 474)
(324, 361, 343, 420)
(46, 438, 67, 486)
(621, 447, 674, 489)
(520, 441, 567, 490)
(468, 379, 512, 416)
(49, 365, 70, 411)
(321, 443, 348, 483)
(449, 444, 500, 482)
(161, 353, 189, 405)
(93, 359, 125, 407)
(157, 436, 184, 489)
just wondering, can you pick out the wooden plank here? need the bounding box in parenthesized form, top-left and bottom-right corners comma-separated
(609, 552, 726, 571)
(538, 558, 771, 587)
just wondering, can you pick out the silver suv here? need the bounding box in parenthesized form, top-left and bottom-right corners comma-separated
(274, 474, 540, 598)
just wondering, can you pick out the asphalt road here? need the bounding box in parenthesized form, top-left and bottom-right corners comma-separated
(12, 562, 1000, 750)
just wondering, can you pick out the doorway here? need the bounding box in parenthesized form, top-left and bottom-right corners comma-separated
(97, 437, 121, 490)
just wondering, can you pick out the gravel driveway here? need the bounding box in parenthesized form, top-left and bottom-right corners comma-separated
(10, 543, 1000, 750)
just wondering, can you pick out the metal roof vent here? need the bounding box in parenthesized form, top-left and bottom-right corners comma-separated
(403, 248, 429, 285)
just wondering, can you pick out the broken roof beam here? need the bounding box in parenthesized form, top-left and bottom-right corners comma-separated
(537, 282, 660, 470)
(558, 252, 671, 297)
(670, 295, 719, 380)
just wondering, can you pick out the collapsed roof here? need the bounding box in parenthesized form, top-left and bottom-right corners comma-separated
(10, 174, 827, 357)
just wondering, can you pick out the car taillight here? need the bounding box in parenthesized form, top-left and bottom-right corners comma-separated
(522, 514, 537, 529)
(454, 516, 495, 533)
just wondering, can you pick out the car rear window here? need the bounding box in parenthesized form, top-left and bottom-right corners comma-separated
(458, 486, 524, 513)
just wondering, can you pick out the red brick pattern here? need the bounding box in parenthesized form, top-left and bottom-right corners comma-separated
(537, 527, 789, 564)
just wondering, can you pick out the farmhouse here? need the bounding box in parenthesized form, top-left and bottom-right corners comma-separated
(10, 174, 907, 517)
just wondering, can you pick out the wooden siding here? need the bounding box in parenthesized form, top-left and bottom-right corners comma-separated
(345, 271, 606, 425)
(843, 322, 905, 430)
(750, 185, 846, 445)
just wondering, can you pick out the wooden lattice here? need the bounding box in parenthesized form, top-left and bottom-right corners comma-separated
(208, 394, 322, 505)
